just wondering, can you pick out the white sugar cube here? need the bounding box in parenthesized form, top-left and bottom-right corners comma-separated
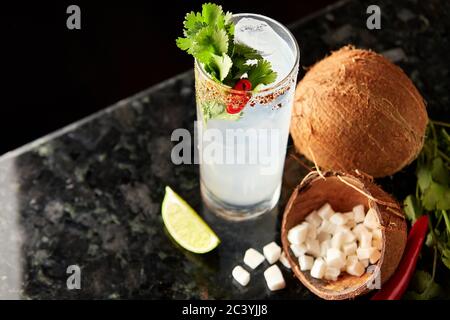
(287, 224, 309, 245)
(290, 244, 307, 257)
(356, 247, 374, 260)
(317, 203, 334, 220)
(243, 248, 265, 269)
(346, 260, 365, 277)
(364, 208, 380, 230)
(346, 255, 358, 266)
(353, 204, 366, 223)
(264, 265, 285, 291)
(337, 226, 356, 243)
(317, 231, 331, 242)
(352, 223, 369, 240)
(372, 239, 383, 250)
(307, 224, 317, 239)
(232, 266, 250, 286)
(343, 242, 357, 256)
(310, 257, 327, 279)
(369, 249, 381, 264)
(305, 210, 322, 228)
(360, 231, 373, 249)
(326, 248, 346, 269)
(343, 211, 354, 222)
(318, 220, 336, 234)
(306, 238, 321, 257)
(324, 266, 341, 281)
(263, 242, 282, 264)
(335, 225, 350, 233)
(330, 213, 348, 226)
(320, 240, 330, 257)
(279, 251, 291, 269)
(360, 259, 369, 268)
(346, 219, 356, 229)
(299, 255, 314, 271)
(331, 231, 346, 249)
(372, 228, 382, 240)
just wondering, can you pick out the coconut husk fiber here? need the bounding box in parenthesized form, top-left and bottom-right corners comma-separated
(291, 46, 428, 177)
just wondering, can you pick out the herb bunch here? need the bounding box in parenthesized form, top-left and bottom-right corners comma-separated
(404, 120, 450, 299)
(176, 3, 277, 89)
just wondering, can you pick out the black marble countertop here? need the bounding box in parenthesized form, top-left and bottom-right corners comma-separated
(0, 0, 449, 299)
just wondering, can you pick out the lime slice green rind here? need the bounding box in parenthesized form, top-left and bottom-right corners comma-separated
(162, 186, 220, 254)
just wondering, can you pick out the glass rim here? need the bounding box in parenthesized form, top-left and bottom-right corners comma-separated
(194, 13, 300, 94)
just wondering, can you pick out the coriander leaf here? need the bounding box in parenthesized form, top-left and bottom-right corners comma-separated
(210, 53, 233, 81)
(202, 3, 223, 25)
(223, 43, 262, 85)
(230, 44, 262, 78)
(442, 248, 450, 269)
(200, 100, 240, 122)
(201, 101, 224, 122)
(431, 157, 449, 185)
(422, 182, 450, 211)
(192, 27, 229, 64)
(247, 59, 278, 88)
(233, 43, 261, 60)
(183, 12, 204, 37)
(223, 11, 234, 49)
(404, 195, 422, 222)
(176, 3, 277, 90)
(417, 166, 432, 192)
(176, 3, 229, 65)
(176, 37, 193, 53)
(425, 232, 434, 247)
(442, 128, 450, 144)
(224, 11, 233, 25)
(404, 270, 442, 300)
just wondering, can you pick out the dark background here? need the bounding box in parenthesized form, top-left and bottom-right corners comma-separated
(1, 0, 337, 154)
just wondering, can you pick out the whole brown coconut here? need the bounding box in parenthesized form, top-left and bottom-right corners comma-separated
(291, 46, 428, 177)
(281, 171, 407, 300)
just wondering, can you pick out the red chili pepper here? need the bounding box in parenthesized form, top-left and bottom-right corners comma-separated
(371, 215, 429, 300)
(226, 79, 252, 114)
(233, 79, 252, 91)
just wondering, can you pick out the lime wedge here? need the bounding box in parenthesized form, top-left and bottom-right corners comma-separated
(162, 186, 220, 253)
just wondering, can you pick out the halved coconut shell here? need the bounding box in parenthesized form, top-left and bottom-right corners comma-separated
(281, 171, 407, 300)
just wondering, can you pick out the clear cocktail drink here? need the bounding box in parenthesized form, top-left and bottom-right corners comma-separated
(195, 14, 299, 220)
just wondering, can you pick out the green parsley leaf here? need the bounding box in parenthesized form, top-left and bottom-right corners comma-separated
(176, 3, 277, 90)
(417, 166, 432, 192)
(210, 53, 233, 81)
(200, 101, 241, 122)
(202, 3, 223, 25)
(201, 101, 224, 121)
(233, 43, 261, 60)
(247, 59, 278, 88)
(183, 12, 204, 37)
(193, 27, 229, 64)
(405, 270, 442, 300)
(404, 195, 422, 222)
(422, 182, 450, 211)
(443, 247, 450, 269)
(176, 37, 194, 53)
(432, 157, 449, 185)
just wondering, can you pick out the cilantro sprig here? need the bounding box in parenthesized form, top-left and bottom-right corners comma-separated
(176, 3, 277, 89)
(404, 120, 450, 299)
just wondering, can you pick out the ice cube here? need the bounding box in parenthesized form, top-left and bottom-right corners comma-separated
(234, 17, 294, 84)
(235, 17, 280, 55)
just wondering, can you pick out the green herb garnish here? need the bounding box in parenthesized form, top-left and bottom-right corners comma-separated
(404, 120, 450, 299)
(176, 3, 277, 88)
